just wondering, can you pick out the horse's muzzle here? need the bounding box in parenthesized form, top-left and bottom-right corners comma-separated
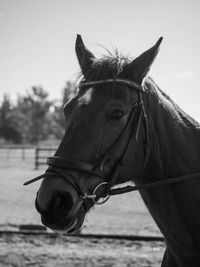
(35, 191, 85, 233)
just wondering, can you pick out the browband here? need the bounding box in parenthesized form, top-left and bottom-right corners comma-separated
(79, 78, 142, 91)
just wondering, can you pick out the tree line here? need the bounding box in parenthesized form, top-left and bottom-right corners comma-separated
(0, 81, 77, 144)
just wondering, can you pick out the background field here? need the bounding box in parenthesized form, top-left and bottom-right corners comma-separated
(0, 148, 161, 236)
(0, 148, 164, 266)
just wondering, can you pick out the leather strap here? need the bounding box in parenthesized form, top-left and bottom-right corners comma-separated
(79, 78, 142, 91)
(109, 171, 200, 195)
(46, 157, 102, 177)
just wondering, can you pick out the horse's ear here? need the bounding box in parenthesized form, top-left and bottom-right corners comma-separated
(75, 34, 95, 77)
(124, 37, 163, 84)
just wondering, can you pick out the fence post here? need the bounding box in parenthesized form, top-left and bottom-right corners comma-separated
(35, 148, 39, 170)
(7, 148, 10, 159)
(22, 148, 25, 160)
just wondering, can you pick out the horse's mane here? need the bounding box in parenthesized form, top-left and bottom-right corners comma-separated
(144, 78, 200, 129)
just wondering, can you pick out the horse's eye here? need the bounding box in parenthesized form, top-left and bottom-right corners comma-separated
(110, 110, 125, 120)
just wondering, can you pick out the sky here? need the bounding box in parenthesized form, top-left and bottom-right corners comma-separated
(1, 0, 200, 120)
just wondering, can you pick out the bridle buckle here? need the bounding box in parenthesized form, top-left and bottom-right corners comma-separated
(80, 193, 96, 200)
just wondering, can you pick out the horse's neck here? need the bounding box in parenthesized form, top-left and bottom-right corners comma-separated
(147, 87, 200, 179)
(139, 85, 200, 262)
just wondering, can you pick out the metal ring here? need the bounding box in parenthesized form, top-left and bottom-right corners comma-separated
(92, 182, 110, 205)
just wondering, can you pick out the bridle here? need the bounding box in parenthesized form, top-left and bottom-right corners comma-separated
(24, 78, 200, 206)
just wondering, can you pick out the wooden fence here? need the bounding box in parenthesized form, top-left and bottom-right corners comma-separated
(0, 146, 34, 161)
(35, 147, 56, 169)
(0, 146, 56, 169)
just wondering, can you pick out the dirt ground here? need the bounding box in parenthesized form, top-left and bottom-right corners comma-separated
(0, 233, 165, 267)
(0, 152, 165, 266)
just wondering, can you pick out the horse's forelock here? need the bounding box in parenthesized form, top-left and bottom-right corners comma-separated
(76, 50, 130, 82)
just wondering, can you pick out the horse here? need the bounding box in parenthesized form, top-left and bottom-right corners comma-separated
(24, 35, 200, 267)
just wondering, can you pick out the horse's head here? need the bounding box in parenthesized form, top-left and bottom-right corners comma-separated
(33, 35, 162, 233)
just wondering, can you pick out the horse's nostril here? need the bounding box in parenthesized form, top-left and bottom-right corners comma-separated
(53, 192, 74, 216)
(36, 191, 75, 229)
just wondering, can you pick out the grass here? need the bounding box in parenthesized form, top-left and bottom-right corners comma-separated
(0, 150, 161, 236)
